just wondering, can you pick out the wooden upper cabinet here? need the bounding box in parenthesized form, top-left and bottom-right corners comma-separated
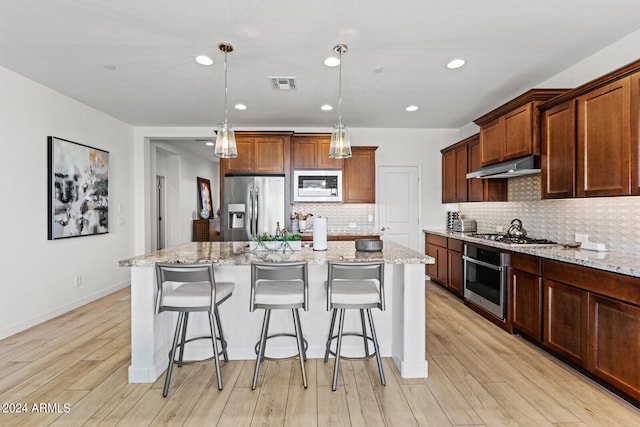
(291, 134, 343, 170)
(577, 77, 631, 197)
(541, 100, 576, 198)
(220, 131, 292, 175)
(441, 143, 467, 203)
(441, 134, 507, 203)
(480, 118, 505, 165)
(475, 89, 567, 167)
(343, 146, 377, 203)
(540, 60, 640, 199)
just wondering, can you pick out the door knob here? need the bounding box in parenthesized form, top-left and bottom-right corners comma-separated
(381, 227, 389, 231)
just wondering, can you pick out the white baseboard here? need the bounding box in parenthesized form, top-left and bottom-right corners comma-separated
(0, 281, 130, 340)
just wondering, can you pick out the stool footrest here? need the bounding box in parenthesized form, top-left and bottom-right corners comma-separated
(325, 333, 376, 360)
(170, 335, 228, 363)
(254, 333, 308, 361)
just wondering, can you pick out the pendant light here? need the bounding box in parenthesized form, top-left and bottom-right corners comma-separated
(214, 42, 238, 158)
(329, 44, 352, 159)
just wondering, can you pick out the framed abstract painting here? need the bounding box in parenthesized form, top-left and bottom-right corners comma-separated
(197, 177, 213, 219)
(47, 136, 109, 240)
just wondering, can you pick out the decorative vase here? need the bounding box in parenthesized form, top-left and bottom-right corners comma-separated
(200, 209, 210, 219)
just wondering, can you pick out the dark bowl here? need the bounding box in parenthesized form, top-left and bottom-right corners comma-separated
(355, 239, 383, 252)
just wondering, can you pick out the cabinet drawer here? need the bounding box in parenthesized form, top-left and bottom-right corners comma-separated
(426, 234, 447, 247)
(447, 238, 464, 253)
(510, 252, 541, 275)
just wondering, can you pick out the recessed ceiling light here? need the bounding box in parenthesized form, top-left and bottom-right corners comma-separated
(205, 141, 214, 146)
(321, 104, 333, 111)
(446, 59, 466, 69)
(104, 64, 116, 71)
(195, 55, 214, 66)
(324, 57, 340, 67)
(406, 105, 419, 112)
(373, 66, 384, 73)
(234, 104, 247, 110)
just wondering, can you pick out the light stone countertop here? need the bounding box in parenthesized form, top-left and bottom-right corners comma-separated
(119, 240, 433, 268)
(425, 229, 640, 278)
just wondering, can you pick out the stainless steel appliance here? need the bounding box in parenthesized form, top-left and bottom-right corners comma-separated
(463, 244, 508, 320)
(223, 175, 285, 241)
(292, 170, 342, 202)
(452, 218, 477, 233)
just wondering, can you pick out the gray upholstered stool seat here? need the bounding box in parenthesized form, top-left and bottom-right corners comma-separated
(250, 262, 309, 390)
(324, 261, 386, 391)
(155, 262, 234, 397)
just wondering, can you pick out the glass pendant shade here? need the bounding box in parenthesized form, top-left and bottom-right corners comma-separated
(329, 123, 351, 158)
(214, 122, 237, 158)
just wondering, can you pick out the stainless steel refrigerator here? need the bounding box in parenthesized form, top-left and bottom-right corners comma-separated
(223, 175, 285, 241)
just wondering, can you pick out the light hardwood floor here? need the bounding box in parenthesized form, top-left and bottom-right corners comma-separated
(1, 282, 639, 426)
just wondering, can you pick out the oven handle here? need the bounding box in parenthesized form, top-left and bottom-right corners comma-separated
(462, 255, 504, 272)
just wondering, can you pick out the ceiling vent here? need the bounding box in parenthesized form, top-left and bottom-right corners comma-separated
(270, 76, 296, 90)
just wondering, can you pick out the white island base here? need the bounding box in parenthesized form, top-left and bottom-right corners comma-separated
(128, 263, 427, 383)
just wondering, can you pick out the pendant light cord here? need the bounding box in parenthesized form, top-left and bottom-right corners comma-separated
(338, 48, 343, 125)
(223, 49, 229, 125)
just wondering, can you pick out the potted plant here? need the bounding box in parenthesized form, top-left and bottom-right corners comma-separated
(249, 232, 303, 251)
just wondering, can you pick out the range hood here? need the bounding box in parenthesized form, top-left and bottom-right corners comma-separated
(466, 155, 541, 179)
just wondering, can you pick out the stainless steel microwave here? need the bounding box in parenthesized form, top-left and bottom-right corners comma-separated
(292, 170, 342, 202)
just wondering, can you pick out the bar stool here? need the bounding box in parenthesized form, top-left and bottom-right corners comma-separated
(155, 262, 234, 397)
(250, 262, 308, 390)
(324, 261, 385, 391)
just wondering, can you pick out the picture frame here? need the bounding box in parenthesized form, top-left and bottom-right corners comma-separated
(197, 177, 213, 218)
(47, 136, 109, 240)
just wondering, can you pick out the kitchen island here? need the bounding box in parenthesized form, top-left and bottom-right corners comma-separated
(119, 241, 433, 383)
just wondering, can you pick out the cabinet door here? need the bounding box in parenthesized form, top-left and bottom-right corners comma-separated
(222, 138, 255, 173)
(511, 268, 542, 341)
(630, 72, 640, 195)
(343, 146, 377, 203)
(589, 294, 640, 401)
(577, 77, 631, 197)
(543, 279, 588, 367)
(292, 139, 316, 169)
(317, 139, 344, 169)
(503, 103, 533, 160)
(542, 101, 576, 198)
(454, 145, 468, 201)
(254, 137, 285, 173)
(480, 118, 505, 165)
(441, 149, 457, 203)
(447, 249, 464, 296)
(425, 243, 447, 285)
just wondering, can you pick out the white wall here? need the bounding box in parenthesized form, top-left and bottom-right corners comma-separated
(0, 66, 134, 339)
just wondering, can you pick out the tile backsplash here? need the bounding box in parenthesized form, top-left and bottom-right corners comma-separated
(290, 203, 376, 234)
(458, 175, 640, 254)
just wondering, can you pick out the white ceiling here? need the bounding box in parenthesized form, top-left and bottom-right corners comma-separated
(2, 0, 640, 133)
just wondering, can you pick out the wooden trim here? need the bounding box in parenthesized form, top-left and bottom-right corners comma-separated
(474, 89, 569, 125)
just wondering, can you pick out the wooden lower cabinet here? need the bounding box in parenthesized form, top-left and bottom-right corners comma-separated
(425, 233, 463, 297)
(511, 268, 542, 341)
(425, 242, 448, 286)
(543, 279, 589, 367)
(589, 294, 640, 399)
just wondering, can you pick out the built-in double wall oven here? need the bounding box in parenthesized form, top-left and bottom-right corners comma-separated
(463, 243, 509, 320)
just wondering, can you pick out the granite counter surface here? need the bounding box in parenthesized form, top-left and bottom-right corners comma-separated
(425, 229, 640, 278)
(120, 240, 433, 268)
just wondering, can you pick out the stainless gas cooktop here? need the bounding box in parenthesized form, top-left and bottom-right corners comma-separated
(471, 233, 557, 246)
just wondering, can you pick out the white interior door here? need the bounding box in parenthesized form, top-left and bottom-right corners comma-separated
(377, 166, 420, 250)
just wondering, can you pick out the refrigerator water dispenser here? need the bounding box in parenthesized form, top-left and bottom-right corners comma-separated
(228, 204, 245, 229)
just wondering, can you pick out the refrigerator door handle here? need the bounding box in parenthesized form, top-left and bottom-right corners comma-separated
(254, 186, 259, 237)
(249, 186, 254, 236)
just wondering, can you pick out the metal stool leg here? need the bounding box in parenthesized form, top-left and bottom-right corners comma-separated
(163, 311, 185, 397)
(214, 306, 229, 362)
(252, 309, 271, 390)
(332, 309, 346, 391)
(292, 309, 308, 388)
(366, 308, 385, 386)
(294, 308, 308, 362)
(177, 312, 189, 367)
(324, 309, 337, 363)
(208, 312, 223, 390)
(359, 309, 370, 357)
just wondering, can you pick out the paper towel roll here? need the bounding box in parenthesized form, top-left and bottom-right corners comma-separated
(313, 217, 328, 251)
